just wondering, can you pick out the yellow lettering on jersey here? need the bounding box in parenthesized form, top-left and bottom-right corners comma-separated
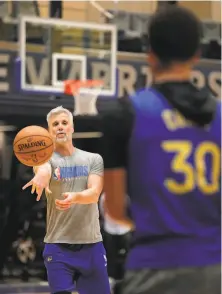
(161, 140, 220, 195)
(162, 110, 192, 131)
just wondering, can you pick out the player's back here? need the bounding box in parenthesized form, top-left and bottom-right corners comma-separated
(127, 82, 221, 270)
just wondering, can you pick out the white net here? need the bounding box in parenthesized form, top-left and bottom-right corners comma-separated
(69, 81, 104, 116)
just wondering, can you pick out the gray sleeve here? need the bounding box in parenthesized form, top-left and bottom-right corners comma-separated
(89, 154, 104, 176)
(48, 158, 55, 179)
(98, 193, 105, 216)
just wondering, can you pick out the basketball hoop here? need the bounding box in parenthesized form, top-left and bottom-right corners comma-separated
(64, 80, 104, 116)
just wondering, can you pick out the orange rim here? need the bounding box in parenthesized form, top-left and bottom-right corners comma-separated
(64, 80, 103, 95)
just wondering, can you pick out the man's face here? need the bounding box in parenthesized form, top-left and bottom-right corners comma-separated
(48, 112, 74, 144)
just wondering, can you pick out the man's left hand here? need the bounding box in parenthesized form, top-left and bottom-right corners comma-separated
(55, 192, 78, 210)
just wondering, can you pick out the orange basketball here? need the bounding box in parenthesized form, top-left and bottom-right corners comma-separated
(13, 126, 54, 167)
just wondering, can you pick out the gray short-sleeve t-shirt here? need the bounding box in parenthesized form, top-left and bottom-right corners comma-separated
(44, 148, 103, 244)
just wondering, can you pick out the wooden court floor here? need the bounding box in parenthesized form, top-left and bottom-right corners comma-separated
(0, 281, 78, 294)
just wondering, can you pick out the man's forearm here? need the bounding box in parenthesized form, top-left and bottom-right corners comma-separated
(73, 188, 101, 204)
(33, 164, 50, 174)
(33, 164, 51, 180)
(33, 164, 52, 193)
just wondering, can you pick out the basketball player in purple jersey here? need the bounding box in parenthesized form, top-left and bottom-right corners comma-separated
(101, 6, 221, 294)
(23, 106, 110, 294)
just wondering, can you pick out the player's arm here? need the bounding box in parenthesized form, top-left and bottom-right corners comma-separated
(72, 172, 103, 204)
(71, 154, 104, 204)
(22, 162, 52, 201)
(55, 155, 103, 209)
(102, 98, 135, 228)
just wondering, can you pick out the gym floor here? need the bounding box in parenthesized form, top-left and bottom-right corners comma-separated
(0, 282, 49, 294)
(0, 281, 78, 294)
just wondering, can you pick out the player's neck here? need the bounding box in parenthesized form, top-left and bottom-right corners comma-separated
(55, 142, 75, 156)
(153, 65, 191, 84)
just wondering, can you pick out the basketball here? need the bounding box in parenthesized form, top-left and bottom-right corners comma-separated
(13, 126, 54, 167)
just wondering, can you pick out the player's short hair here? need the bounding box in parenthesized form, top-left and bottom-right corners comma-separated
(148, 6, 202, 67)
(46, 106, 73, 126)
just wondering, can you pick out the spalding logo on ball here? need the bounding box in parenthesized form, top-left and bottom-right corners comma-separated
(13, 125, 54, 167)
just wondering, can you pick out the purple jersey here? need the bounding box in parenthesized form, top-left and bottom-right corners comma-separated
(102, 82, 221, 270)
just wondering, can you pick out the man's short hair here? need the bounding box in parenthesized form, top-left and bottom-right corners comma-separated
(46, 106, 73, 127)
(148, 6, 202, 66)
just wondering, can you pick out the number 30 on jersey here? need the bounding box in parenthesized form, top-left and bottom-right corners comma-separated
(161, 140, 220, 195)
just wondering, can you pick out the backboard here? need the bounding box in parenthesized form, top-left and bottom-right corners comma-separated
(17, 15, 117, 96)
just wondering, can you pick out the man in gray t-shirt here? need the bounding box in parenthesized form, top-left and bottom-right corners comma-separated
(23, 106, 110, 294)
